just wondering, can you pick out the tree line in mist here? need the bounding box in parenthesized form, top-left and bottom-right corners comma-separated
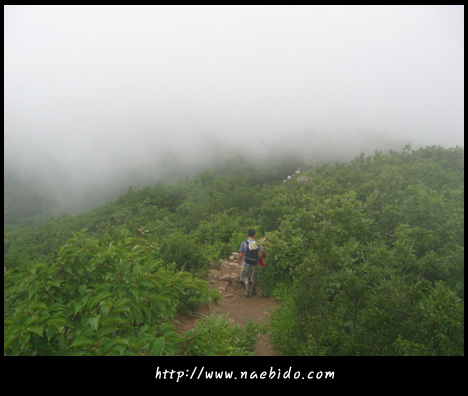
(4, 144, 464, 356)
(4, 129, 411, 222)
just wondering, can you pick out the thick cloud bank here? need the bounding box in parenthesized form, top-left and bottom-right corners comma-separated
(4, 5, 464, 213)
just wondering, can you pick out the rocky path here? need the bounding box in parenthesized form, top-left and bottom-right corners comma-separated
(175, 253, 280, 356)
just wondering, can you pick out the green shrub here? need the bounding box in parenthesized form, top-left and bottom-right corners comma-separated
(180, 313, 263, 356)
(266, 147, 464, 356)
(159, 231, 208, 273)
(4, 230, 210, 356)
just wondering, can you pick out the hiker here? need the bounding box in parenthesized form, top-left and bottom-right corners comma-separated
(238, 229, 263, 297)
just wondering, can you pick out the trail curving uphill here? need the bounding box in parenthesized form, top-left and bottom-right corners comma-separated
(175, 253, 280, 356)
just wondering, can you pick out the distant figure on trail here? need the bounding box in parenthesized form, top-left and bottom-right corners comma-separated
(238, 229, 263, 297)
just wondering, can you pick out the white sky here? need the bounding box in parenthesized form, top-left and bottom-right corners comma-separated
(4, 5, 464, 210)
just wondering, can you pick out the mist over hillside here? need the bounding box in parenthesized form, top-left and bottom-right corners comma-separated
(4, 5, 464, 217)
(4, 127, 411, 219)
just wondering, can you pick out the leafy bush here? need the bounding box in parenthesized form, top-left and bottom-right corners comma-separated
(180, 313, 263, 356)
(159, 231, 208, 273)
(4, 230, 211, 356)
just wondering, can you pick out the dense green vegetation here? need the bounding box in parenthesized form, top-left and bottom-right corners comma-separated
(4, 146, 464, 355)
(262, 146, 464, 356)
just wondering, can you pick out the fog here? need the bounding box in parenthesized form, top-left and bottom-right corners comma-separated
(4, 5, 464, 214)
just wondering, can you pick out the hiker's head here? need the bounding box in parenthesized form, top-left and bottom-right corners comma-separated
(247, 229, 256, 238)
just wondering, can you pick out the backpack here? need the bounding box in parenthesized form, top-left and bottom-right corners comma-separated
(244, 240, 259, 265)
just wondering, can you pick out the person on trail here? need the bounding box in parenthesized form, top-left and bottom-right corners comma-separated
(238, 229, 263, 297)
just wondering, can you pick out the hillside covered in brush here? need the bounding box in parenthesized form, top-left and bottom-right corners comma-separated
(4, 145, 464, 356)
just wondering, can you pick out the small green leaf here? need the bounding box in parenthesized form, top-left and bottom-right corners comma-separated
(46, 327, 57, 341)
(74, 298, 88, 314)
(70, 336, 93, 348)
(140, 278, 154, 288)
(100, 304, 111, 318)
(98, 325, 118, 338)
(27, 326, 44, 337)
(151, 337, 165, 356)
(48, 317, 68, 328)
(48, 279, 63, 288)
(113, 304, 130, 314)
(114, 338, 130, 347)
(89, 314, 101, 331)
(88, 293, 112, 309)
(31, 302, 49, 312)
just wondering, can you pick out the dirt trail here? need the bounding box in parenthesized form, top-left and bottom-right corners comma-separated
(175, 253, 280, 356)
